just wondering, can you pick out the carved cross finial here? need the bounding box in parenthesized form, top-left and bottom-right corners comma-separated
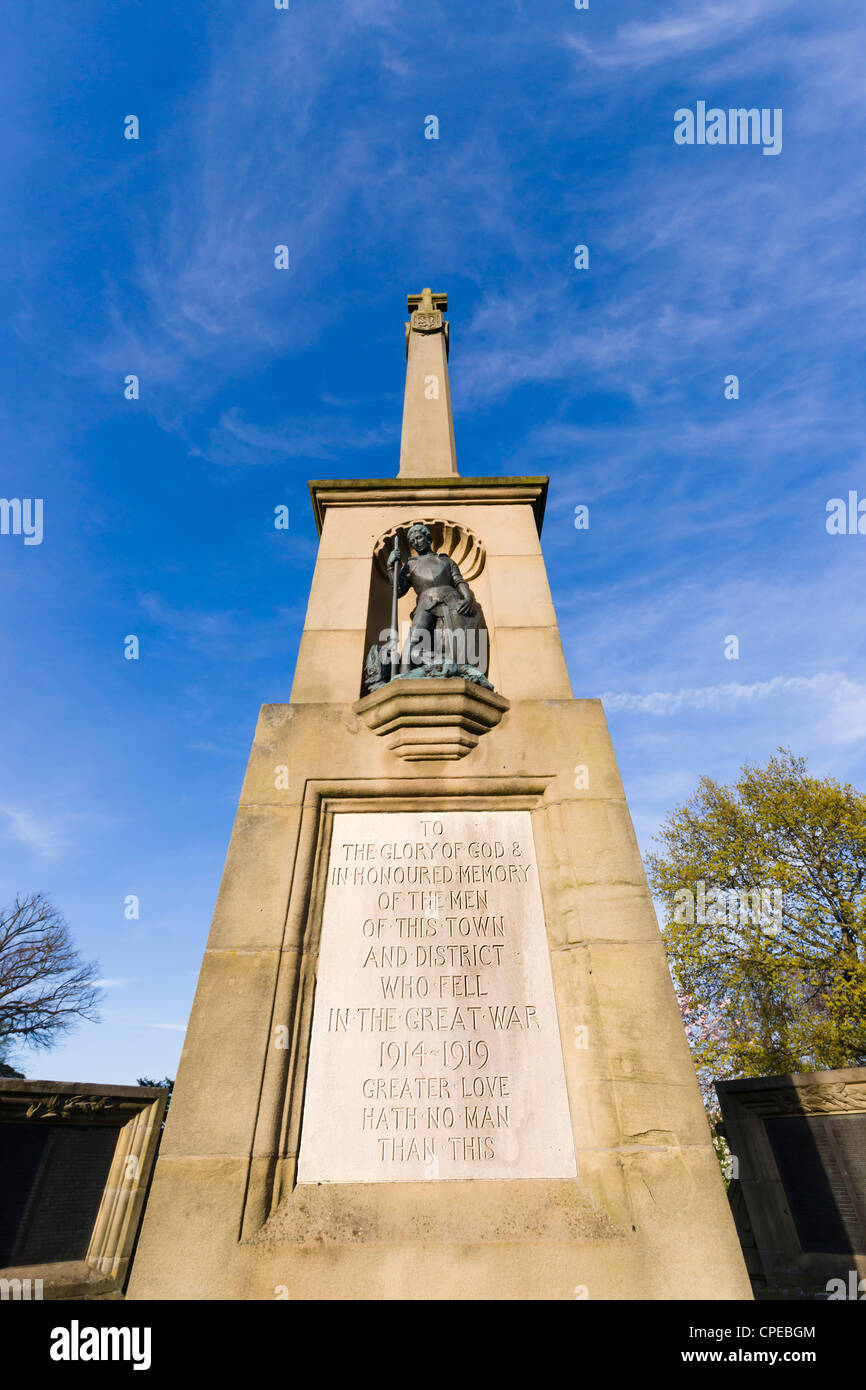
(407, 288, 448, 314)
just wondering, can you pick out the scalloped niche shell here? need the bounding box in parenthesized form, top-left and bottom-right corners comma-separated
(372, 518, 486, 582)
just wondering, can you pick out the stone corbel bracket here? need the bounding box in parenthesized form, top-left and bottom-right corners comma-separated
(354, 678, 510, 761)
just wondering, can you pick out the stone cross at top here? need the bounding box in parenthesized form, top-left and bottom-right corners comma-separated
(398, 287, 457, 478)
(407, 288, 448, 315)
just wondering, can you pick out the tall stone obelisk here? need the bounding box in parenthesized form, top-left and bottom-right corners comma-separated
(398, 289, 457, 478)
(128, 291, 751, 1301)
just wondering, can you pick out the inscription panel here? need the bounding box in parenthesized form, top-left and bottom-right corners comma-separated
(0, 1122, 120, 1265)
(765, 1113, 866, 1254)
(298, 810, 577, 1183)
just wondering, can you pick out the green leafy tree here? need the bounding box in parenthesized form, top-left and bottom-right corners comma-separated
(647, 748, 866, 1087)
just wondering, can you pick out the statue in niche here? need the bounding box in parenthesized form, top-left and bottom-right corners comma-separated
(363, 522, 491, 692)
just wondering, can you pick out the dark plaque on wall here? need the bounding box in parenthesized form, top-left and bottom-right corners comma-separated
(0, 1122, 121, 1266)
(716, 1069, 866, 1298)
(764, 1112, 866, 1255)
(0, 1080, 169, 1299)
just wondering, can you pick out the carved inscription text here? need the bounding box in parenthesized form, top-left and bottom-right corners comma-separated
(297, 811, 576, 1183)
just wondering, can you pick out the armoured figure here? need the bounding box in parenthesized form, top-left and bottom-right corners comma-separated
(387, 523, 489, 678)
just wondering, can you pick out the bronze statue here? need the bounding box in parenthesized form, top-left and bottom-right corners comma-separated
(387, 523, 489, 681)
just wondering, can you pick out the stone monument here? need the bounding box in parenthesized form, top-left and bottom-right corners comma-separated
(127, 289, 751, 1300)
(0, 1079, 168, 1300)
(717, 1068, 866, 1299)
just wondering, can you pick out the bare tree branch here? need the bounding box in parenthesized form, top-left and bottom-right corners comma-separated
(0, 892, 103, 1052)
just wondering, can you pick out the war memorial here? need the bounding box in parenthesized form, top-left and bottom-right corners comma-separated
(125, 289, 752, 1300)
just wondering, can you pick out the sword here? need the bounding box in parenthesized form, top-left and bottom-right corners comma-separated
(388, 533, 402, 679)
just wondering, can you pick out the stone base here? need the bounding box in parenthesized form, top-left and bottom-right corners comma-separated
(354, 677, 510, 760)
(127, 696, 753, 1301)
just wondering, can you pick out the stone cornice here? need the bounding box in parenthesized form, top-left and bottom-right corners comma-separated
(308, 476, 549, 537)
(0, 1079, 169, 1126)
(716, 1069, 866, 1118)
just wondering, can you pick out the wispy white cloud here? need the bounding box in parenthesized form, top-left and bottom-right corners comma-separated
(458, 146, 866, 422)
(136, 593, 305, 662)
(603, 672, 866, 744)
(198, 406, 397, 469)
(566, 0, 796, 71)
(64, 11, 552, 427)
(0, 806, 75, 860)
(150, 1022, 187, 1033)
(138, 595, 237, 650)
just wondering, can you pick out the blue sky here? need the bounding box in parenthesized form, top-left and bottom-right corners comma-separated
(2, 0, 865, 1082)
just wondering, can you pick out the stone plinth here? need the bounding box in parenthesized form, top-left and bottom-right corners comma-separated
(127, 695, 753, 1301)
